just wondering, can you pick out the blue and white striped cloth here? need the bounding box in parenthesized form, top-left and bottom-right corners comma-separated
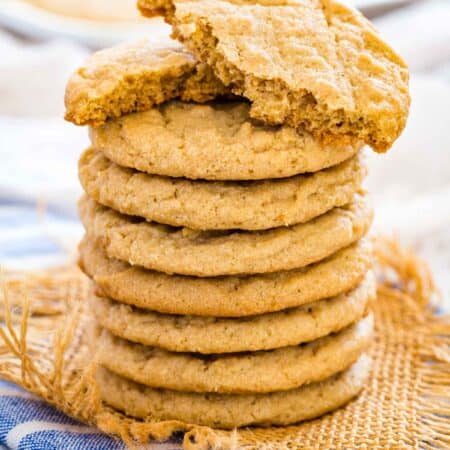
(0, 380, 124, 450)
(0, 199, 124, 449)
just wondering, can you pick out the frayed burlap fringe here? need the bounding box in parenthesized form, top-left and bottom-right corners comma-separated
(0, 236, 449, 449)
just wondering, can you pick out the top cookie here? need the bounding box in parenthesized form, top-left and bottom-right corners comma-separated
(140, 0, 410, 152)
(64, 39, 227, 126)
(90, 101, 363, 180)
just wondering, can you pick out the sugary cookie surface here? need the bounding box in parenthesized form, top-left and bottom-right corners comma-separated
(79, 236, 373, 317)
(79, 148, 366, 230)
(90, 101, 363, 180)
(89, 272, 374, 353)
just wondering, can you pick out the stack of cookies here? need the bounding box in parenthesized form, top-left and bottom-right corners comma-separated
(65, 0, 409, 430)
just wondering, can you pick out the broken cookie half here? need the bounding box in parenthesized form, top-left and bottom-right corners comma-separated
(138, 0, 410, 152)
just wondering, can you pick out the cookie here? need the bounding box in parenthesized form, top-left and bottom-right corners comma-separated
(64, 39, 227, 126)
(89, 271, 374, 353)
(79, 237, 373, 317)
(95, 314, 372, 394)
(138, 0, 173, 17)
(142, 0, 410, 152)
(79, 148, 366, 230)
(90, 101, 363, 180)
(78, 193, 372, 276)
(97, 354, 371, 428)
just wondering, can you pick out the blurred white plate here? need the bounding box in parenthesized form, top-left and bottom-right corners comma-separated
(0, 0, 171, 48)
(356, 0, 418, 16)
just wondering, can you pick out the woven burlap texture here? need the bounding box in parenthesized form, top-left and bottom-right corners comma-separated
(0, 236, 449, 450)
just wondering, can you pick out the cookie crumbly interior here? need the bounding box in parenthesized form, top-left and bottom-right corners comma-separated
(138, 0, 175, 17)
(64, 40, 227, 126)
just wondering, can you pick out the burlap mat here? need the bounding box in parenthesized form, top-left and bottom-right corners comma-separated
(0, 236, 449, 449)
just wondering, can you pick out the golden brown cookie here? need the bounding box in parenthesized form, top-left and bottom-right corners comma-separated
(95, 314, 373, 393)
(79, 237, 373, 317)
(79, 148, 366, 230)
(138, 0, 173, 17)
(64, 39, 227, 126)
(89, 272, 375, 353)
(78, 193, 372, 276)
(140, 0, 410, 151)
(90, 101, 363, 180)
(97, 354, 371, 428)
